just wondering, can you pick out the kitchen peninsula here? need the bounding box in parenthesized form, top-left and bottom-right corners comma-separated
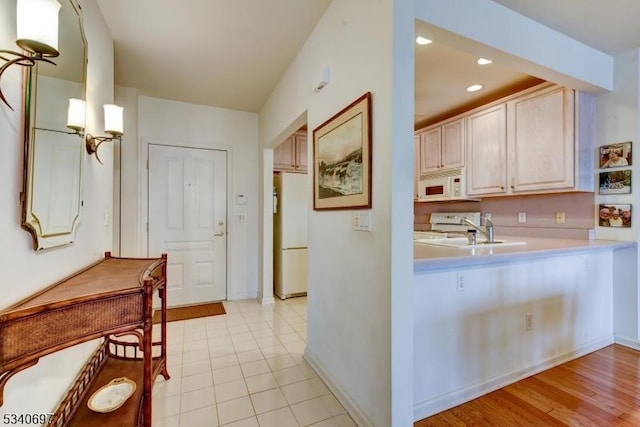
(412, 236, 636, 421)
(414, 235, 634, 270)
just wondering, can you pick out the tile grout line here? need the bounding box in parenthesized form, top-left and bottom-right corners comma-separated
(152, 297, 352, 427)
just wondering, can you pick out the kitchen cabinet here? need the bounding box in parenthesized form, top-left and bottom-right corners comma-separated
(415, 118, 465, 175)
(467, 83, 595, 197)
(466, 104, 507, 195)
(414, 134, 421, 199)
(508, 85, 575, 193)
(274, 131, 307, 173)
(416, 127, 441, 173)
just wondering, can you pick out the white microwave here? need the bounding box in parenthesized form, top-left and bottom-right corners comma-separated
(418, 167, 477, 202)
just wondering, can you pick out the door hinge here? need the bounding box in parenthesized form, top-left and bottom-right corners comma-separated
(146, 160, 149, 170)
(146, 222, 149, 232)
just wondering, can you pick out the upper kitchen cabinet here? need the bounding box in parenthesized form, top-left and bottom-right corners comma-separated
(467, 83, 595, 197)
(274, 131, 308, 173)
(467, 104, 507, 195)
(415, 118, 465, 175)
(414, 134, 421, 199)
(508, 85, 575, 192)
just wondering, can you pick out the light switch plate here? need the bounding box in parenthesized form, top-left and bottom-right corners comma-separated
(352, 211, 372, 231)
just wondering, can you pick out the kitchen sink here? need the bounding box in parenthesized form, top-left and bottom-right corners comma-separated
(414, 237, 526, 248)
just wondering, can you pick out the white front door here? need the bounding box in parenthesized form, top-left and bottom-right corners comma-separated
(148, 144, 227, 306)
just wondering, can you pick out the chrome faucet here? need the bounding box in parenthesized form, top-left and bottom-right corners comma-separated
(461, 216, 494, 243)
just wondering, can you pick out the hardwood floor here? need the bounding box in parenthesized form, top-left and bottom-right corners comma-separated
(415, 344, 640, 426)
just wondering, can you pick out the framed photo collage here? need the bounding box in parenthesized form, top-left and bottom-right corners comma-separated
(598, 141, 632, 228)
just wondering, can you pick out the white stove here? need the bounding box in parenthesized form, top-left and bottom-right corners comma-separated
(414, 212, 482, 241)
(429, 212, 481, 233)
(413, 230, 451, 240)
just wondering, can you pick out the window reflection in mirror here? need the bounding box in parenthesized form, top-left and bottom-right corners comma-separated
(21, 0, 87, 250)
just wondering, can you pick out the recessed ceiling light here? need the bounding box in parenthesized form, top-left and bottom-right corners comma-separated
(416, 36, 432, 45)
(476, 58, 492, 65)
(466, 84, 484, 92)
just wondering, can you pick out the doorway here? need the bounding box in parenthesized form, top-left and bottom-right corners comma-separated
(272, 127, 309, 300)
(148, 144, 228, 306)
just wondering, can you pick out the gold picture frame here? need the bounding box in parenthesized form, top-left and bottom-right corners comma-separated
(313, 92, 372, 210)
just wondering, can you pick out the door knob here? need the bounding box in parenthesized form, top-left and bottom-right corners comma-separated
(214, 231, 225, 236)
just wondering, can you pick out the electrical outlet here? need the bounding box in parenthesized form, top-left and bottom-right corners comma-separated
(518, 212, 526, 223)
(456, 273, 464, 292)
(525, 313, 533, 331)
(555, 212, 566, 224)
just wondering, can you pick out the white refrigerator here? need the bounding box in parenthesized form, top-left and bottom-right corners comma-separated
(274, 172, 309, 299)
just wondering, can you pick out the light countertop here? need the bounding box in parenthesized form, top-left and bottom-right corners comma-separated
(414, 236, 636, 272)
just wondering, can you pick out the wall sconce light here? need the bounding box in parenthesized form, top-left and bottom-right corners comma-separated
(0, 0, 61, 110)
(86, 104, 124, 164)
(66, 98, 85, 133)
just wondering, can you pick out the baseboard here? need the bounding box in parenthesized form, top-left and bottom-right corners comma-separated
(257, 293, 275, 305)
(413, 335, 613, 421)
(614, 335, 640, 351)
(304, 348, 374, 427)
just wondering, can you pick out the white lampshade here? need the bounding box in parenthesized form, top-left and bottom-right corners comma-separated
(66, 98, 85, 131)
(104, 104, 124, 136)
(16, 0, 61, 57)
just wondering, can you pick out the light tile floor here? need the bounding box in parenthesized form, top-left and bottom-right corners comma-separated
(152, 297, 356, 427)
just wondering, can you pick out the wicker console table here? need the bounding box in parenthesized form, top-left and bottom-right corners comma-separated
(0, 252, 170, 427)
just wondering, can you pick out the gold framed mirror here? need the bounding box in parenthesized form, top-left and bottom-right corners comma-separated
(20, 0, 87, 250)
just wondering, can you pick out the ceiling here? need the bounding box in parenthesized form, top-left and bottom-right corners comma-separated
(95, 0, 332, 112)
(491, 0, 640, 56)
(95, 0, 640, 126)
(413, 40, 544, 129)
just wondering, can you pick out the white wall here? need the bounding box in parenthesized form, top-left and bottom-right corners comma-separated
(596, 50, 640, 346)
(114, 85, 140, 256)
(133, 96, 260, 300)
(613, 246, 639, 346)
(0, 0, 114, 418)
(595, 51, 640, 242)
(413, 251, 614, 419)
(260, 0, 415, 425)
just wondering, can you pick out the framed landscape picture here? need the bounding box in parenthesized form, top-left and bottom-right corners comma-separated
(599, 169, 632, 194)
(312, 92, 372, 210)
(599, 141, 632, 168)
(598, 204, 632, 228)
